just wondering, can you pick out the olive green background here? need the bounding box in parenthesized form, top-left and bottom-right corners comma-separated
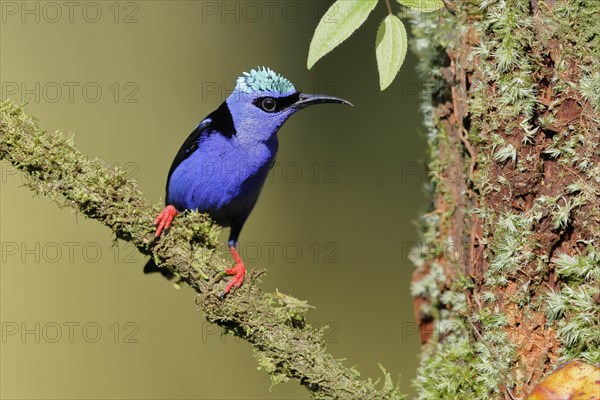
(0, 1, 427, 398)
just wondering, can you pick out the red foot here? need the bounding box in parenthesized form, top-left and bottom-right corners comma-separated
(154, 205, 178, 237)
(220, 246, 246, 297)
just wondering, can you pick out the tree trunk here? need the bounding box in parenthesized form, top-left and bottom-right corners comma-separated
(410, 0, 599, 398)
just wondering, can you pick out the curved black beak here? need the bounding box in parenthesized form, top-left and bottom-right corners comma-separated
(293, 93, 353, 109)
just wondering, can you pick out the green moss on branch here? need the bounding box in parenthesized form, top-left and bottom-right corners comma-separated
(0, 100, 403, 400)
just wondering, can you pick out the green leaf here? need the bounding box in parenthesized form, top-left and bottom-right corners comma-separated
(376, 15, 407, 91)
(397, 0, 444, 12)
(307, 0, 378, 69)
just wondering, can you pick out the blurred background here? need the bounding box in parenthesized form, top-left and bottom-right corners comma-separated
(0, 1, 428, 398)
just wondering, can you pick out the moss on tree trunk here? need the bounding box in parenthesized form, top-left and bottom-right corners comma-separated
(410, 0, 599, 398)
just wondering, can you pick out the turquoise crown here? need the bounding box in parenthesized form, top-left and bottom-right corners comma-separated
(235, 67, 295, 95)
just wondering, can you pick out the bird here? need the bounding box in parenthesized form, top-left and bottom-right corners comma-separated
(150, 67, 352, 296)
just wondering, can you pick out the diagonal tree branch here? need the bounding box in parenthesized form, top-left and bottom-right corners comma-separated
(0, 100, 403, 400)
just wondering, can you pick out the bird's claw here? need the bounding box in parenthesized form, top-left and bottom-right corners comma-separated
(219, 261, 246, 298)
(154, 205, 178, 237)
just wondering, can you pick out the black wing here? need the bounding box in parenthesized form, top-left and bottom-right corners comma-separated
(164, 101, 237, 202)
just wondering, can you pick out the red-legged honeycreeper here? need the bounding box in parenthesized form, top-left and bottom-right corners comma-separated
(151, 67, 352, 296)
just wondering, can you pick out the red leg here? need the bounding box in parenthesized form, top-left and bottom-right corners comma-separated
(154, 205, 178, 237)
(220, 246, 246, 297)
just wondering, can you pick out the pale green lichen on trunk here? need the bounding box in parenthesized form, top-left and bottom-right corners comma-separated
(546, 246, 600, 363)
(475, 0, 600, 369)
(408, 6, 502, 398)
(410, 0, 599, 398)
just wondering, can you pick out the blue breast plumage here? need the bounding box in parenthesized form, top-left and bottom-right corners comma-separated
(167, 120, 278, 228)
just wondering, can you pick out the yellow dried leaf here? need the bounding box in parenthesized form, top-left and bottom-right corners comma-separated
(527, 360, 600, 400)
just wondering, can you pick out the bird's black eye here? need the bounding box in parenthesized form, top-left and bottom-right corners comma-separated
(261, 97, 277, 112)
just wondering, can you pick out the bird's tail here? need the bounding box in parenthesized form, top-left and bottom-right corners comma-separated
(143, 258, 175, 280)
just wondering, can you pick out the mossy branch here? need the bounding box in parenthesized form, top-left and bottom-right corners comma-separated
(0, 100, 403, 400)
